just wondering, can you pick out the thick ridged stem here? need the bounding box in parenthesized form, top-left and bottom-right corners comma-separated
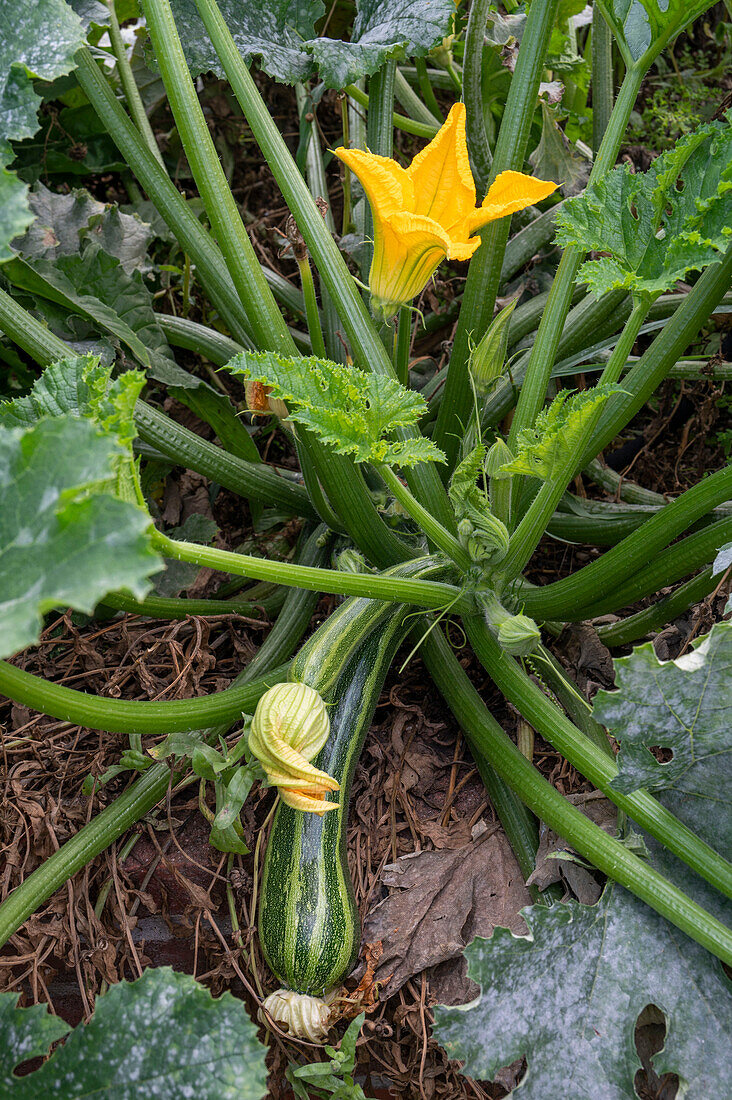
(563, 518, 732, 621)
(463, 0, 494, 195)
(596, 568, 718, 647)
(422, 627, 732, 964)
(141, 0, 293, 354)
(153, 531, 469, 612)
(434, 0, 560, 473)
(591, 6, 614, 156)
(133, 400, 316, 518)
(518, 470, 732, 620)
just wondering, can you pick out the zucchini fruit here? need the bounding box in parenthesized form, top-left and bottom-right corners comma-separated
(258, 608, 409, 995)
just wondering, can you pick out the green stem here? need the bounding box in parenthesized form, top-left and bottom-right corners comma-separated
(566, 517, 732, 621)
(434, 0, 560, 473)
(519, 468, 732, 620)
(464, 618, 732, 903)
(0, 659, 287, 736)
(190, 0, 455, 533)
(596, 567, 718, 647)
(393, 306, 411, 387)
(99, 588, 282, 621)
(153, 530, 469, 611)
(393, 68, 442, 127)
(158, 314, 243, 365)
(376, 465, 472, 572)
(141, 0, 293, 354)
(597, 298, 649, 386)
(414, 57, 444, 122)
(297, 255, 327, 359)
(106, 1, 165, 165)
(343, 82, 438, 138)
(463, 0, 494, 195)
(591, 5, 614, 156)
(74, 48, 254, 348)
(133, 400, 316, 518)
(507, 64, 645, 454)
(422, 627, 732, 964)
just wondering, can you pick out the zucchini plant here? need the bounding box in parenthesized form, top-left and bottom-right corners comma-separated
(0, 0, 731, 1094)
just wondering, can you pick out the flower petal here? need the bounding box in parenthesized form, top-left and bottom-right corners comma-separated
(406, 102, 477, 231)
(333, 146, 414, 218)
(369, 211, 451, 319)
(468, 170, 559, 233)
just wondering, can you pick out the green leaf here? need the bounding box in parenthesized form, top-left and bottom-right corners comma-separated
(167, 0, 455, 88)
(498, 386, 622, 480)
(556, 120, 732, 300)
(0, 0, 108, 261)
(593, 620, 732, 852)
(168, 0, 324, 83)
(310, 0, 457, 90)
(595, 0, 718, 67)
(14, 183, 153, 276)
(0, 967, 267, 1098)
(0, 353, 143, 448)
(225, 350, 444, 468)
(713, 541, 732, 576)
(433, 879, 732, 1098)
(0, 415, 158, 659)
(3, 243, 185, 383)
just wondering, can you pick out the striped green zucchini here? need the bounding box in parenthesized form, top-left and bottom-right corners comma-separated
(258, 607, 410, 994)
(290, 555, 447, 695)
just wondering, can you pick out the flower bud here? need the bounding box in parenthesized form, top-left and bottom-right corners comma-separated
(498, 613, 541, 656)
(469, 300, 515, 395)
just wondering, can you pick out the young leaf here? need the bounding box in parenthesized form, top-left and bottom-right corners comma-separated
(498, 386, 622, 480)
(3, 242, 183, 384)
(433, 878, 732, 1099)
(593, 620, 732, 851)
(0, 966, 268, 1098)
(449, 446, 509, 566)
(556, 119, 732, 300)
(0, 353, 143, 449)
(595, 0, 718, 68)
(0, 415, 158, 659)
(225, 350, 445, 468)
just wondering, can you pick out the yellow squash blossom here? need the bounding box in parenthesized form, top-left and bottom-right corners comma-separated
(335, 103, 558, 320)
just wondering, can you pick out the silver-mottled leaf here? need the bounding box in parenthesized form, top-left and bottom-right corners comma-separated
(0, 967, 267, 1098)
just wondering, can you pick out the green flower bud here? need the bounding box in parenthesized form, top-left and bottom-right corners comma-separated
(469, 300, 516, 395)
(498, 613, 541, 656)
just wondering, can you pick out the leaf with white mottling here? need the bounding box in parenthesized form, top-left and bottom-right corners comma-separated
(593, 620, 732, 852)
(0, 967, 267, 1098)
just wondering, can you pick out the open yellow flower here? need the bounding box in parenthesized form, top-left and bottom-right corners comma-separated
(335, 103, 558, 320)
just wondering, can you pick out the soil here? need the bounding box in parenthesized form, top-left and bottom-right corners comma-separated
(2, 39, 731, 1100)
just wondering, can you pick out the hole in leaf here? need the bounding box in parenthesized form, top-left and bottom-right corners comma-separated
(648, 746, 674, 764)
(634, 1003, 679, 1100)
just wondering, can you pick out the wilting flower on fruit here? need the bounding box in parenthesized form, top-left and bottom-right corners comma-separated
(334, 103, 558, 320)
(249, 683, 339, 815)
